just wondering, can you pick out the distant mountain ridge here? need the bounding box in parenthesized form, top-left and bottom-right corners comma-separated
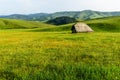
(1, 10, 120, 21)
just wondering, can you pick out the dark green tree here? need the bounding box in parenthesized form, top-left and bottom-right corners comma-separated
(47, 16, 77, 25)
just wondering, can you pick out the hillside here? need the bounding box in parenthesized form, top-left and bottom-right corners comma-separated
(1, 16, 120, 32)
(33, 16, 120, 32)
(1, 10, 120, 21)
(86, 16, 120, 32)
(0, 19, 55, 29)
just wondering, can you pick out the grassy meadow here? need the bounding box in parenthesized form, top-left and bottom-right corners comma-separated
(0, 17, 120, 80)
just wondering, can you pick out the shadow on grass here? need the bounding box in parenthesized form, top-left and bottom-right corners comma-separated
(0, 70, 22, 80)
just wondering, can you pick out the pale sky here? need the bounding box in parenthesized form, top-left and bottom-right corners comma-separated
(0, 0, 120, 15)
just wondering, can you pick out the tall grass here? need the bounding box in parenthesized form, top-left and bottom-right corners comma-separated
(0, 30, 120, 80)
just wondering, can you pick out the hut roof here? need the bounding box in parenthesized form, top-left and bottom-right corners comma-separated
(71, 23, 93, 33)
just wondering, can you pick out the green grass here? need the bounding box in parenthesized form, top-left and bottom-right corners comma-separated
(0, 17, 120, 80)
(86, 16, 120, 32)
(0, 18, 55, 29)
(0, 30, 120, 80)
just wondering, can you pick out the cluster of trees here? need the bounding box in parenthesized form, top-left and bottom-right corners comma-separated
(46, 16, 77, 25)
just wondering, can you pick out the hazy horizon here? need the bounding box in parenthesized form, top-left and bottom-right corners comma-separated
(0, 0, 120, 15)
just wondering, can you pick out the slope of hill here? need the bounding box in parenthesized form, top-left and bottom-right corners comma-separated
(1, 10, 120, 21)
(86, 16, 120, 32)
(33, 16, 120, 32)
(0, 13, 50, 21)
(0, 19, 55, 29)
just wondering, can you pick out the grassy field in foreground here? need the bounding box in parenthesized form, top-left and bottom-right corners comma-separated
(0, 30, 120, 80)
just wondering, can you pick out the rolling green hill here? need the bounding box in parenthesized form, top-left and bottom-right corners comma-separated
(0, 19, 55, 29)
(33, 16, 120, 32)
(1, 16, 120, 32)
(1, 10, 120, 21)
(86, 16, 120, 32)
